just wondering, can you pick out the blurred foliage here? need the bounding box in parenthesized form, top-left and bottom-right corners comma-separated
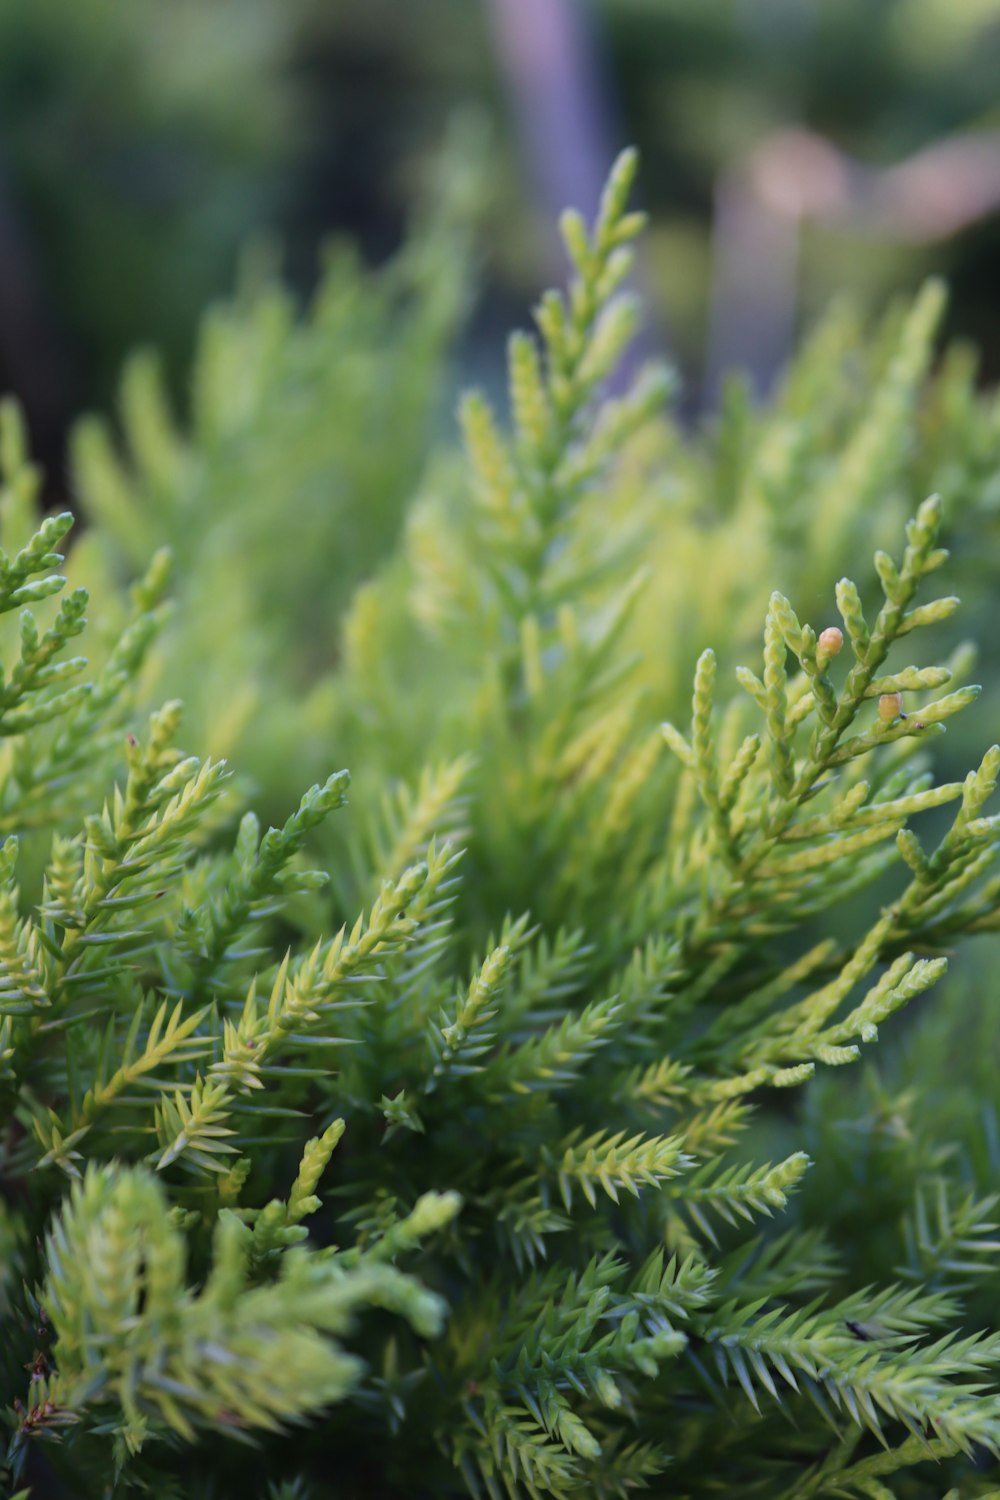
(67, 123, 485, 823)
(0, 0, 302, 418)
(62, 200, 1000, 1021)
(607, 0, 1000, 156)
(3, 0, 1000, 448)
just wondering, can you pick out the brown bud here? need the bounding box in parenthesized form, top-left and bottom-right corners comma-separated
(817, 626, 844, 660)
(878, 692, 903, 722)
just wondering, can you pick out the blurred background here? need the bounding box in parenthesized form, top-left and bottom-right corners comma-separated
(2, 0, 1000, 496)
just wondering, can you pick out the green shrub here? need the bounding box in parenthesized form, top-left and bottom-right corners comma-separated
(3, 151, 1000, 1499)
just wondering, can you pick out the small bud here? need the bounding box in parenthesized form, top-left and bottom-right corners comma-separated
(878, 692, 904, 722)
(817, 626, 844, 661)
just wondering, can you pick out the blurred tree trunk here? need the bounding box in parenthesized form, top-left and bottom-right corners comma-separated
(485, 0, 664, 388)
(485, 0, 615, 242)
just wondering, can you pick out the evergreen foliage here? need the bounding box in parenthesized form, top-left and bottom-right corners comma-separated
(3, 151, 1000, 1498)
(69, 124, 482, 816)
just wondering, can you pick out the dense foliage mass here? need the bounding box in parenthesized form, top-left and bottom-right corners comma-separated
(3, 153, 1000, 1499)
